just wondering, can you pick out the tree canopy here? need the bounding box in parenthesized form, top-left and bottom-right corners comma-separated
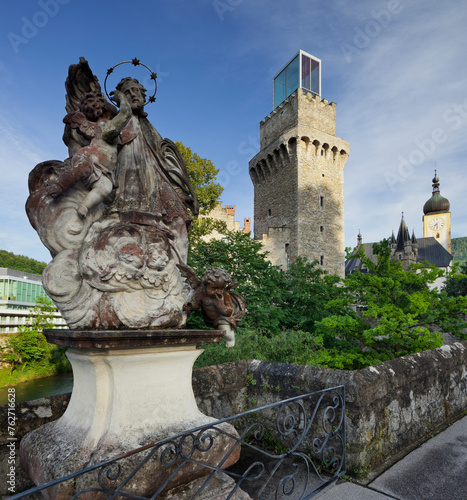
(0, 249, 47, 275)
(190, 235, 467, 371)
(314, 240, 467, 368)
(444, 261, 467, 297)
(176, 141, 226, 245)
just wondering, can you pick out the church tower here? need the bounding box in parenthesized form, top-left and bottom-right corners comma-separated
(422, 171, 451, 253)
(249, 51, 349, 277)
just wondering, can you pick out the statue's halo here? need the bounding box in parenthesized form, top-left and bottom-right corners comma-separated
(104, 58, 158, 106)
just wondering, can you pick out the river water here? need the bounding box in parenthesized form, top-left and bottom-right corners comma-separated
(0, 372, 73, 405)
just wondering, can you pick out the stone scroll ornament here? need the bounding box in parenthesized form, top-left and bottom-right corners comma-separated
(25, 57, 242, 331)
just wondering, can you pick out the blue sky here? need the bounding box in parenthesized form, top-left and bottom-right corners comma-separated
(1, 0, 467, 264)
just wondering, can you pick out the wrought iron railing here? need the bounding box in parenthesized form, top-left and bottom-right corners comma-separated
(9, 385, 345, 499)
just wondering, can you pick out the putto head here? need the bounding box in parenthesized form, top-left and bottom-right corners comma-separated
(79, 91, 107, 121)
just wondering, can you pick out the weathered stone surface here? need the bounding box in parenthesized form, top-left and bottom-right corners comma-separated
(8, 341, 467, 496)
(20, 419, 240, 500)
(44, 328, 225, 349)
(0, 394, 70, 499)
(25, 58, 200, 330)
(19, 342, 240, 499)
(249, 90, 349, 277)
(159, 471, 252, 500)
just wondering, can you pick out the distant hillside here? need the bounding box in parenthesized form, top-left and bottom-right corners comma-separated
(0, 250, 47, 275)
(451, 237, 467, 264)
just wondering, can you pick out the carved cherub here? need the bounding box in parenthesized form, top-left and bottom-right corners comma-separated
(45, 90, 132, 233)
(178, 264, 246, 348)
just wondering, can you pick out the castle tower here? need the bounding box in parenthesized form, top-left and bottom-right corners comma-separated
(422, 170, 451, 253)
(249, 51, 349, 276)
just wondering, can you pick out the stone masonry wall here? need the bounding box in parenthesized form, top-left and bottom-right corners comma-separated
(3, 342, 466, 496)
(249, 90, 349, 276)
(194, 342, 467, 473)
(259, 91, 337, 149)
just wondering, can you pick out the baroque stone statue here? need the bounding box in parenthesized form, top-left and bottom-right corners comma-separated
(26, 57, 202, 330)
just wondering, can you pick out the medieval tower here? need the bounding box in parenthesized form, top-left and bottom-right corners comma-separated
(249, 51, 349, 277)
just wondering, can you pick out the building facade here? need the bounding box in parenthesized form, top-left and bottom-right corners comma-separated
(201, 203, 250, 242)
(346, 173, 453, 290)
(249, 51, 349, 277)
(0, 268, 67, 337)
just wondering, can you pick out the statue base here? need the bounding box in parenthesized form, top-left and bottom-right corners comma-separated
(20, 330, 242, 499)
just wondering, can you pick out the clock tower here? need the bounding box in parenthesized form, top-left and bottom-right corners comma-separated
(422, 171, 451, 253)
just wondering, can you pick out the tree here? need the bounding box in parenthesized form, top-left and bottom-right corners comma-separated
(0, 249, 47, 275)
(1, 296, 56, 367)
(176, 141, 226, 245)
(443, 262, 467, 297)
(187, 231, 351, 334)
(315, 240, 467, 369)
(188, 230, 287, 332)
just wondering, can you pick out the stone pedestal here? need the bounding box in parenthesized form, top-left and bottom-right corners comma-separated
(20, 330, 242, 499)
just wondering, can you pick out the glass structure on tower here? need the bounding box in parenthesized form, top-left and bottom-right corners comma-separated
(273, 50, 321, 109)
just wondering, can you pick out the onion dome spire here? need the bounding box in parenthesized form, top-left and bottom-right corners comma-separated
(423, 169, 450, 214)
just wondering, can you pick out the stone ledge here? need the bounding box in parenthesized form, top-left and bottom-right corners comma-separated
(44, 329, 225, 349)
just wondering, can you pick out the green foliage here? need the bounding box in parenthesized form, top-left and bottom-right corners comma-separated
(443, 262, 467, 297)
(451, 236, 467, 264)
(1, 296, 69, 371)
(195, 329, 326, 369)
(188, 230, 287, 331)
(176, 141, 226, 245)
(280, 256, 352, 332)
(0, 249, 47, 275)
(314, 240, 467, 368)
(189, 233, 353, 335)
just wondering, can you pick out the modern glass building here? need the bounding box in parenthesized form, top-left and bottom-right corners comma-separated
(0, 268, 67, 334)
(0, 268, 48, 308)
(273, 50, 321, 110)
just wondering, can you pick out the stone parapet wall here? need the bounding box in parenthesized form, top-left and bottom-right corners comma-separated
(193, 342, 467, 472)
(259, 92, 337, 149)
(2, 342, 466, 496)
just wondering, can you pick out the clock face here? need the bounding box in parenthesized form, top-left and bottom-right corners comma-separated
(429, 217, 445, 230)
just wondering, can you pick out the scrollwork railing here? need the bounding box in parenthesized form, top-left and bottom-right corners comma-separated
(9, 385, 345, 500)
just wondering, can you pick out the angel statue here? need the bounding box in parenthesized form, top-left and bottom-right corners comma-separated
(177, 265, 246, 347)
(25, 57, 201, 330)
(44, 89, 132, 234)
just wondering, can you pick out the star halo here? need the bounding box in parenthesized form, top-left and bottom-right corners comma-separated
(104, 58, 158, 106)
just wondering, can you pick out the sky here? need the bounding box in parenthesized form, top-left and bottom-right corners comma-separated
(1, 0, 466, 264)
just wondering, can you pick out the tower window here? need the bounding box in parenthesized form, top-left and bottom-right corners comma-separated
(320, 196, 324, 207)
(268, 209, 272, 216)
(320, 256, 324, 265)
(320, 226, 324, 232)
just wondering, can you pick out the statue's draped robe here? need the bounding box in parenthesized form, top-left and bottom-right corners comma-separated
(112, 115, 194, 262)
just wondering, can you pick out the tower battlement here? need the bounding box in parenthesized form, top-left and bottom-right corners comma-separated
(250, 52, 349, 277)
(260, 91, 337, 149)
